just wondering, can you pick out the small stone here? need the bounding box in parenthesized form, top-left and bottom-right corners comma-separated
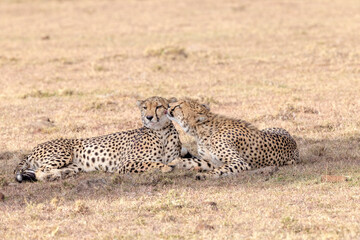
(204, 201, 218, 211)
(196, 223, 215, 231)
(0, 192, 5, 201)
(321, 175, 348, 183)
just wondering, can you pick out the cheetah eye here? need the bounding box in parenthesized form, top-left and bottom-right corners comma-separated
(143, 107, 147, 110)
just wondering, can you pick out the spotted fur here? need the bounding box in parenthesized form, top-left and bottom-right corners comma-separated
(167, 99, 300, 180)
(14, 96, 183, 182)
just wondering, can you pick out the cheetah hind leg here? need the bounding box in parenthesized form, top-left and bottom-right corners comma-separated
(36, 163, 83, 182)
(262, 128, 300, 164)
(195, 160, 251, 180)
(34, 152, 74, 181)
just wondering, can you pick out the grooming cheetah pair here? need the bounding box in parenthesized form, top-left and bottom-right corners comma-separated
(14, 96, 299, 182)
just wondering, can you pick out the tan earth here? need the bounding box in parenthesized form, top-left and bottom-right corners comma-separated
(0, 0, 360, 239)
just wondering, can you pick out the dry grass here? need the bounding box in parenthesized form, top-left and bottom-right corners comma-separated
(1, 0, 360, 239)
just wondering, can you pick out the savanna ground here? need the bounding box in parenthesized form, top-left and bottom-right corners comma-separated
(0, 0, 360, 239)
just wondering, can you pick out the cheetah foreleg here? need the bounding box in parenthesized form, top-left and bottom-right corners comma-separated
(118, 160, 174, 174)
(168, 157, 215, 172)
(195, 143, 251, 180)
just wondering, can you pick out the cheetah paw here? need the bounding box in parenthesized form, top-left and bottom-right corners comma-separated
(161, 165, 175, 173)
(36, 171, 61, 182)
(168, 158, 184, 169)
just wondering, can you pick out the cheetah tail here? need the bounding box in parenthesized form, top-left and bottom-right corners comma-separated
(14, 155, 37, 183)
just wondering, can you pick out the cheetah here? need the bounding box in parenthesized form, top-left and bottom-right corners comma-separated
(14, 96, 186, 182)
(166, 98, 299, 180)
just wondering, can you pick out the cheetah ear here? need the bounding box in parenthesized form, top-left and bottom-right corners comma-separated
(168, 97, 178, 103)
(202, 104, 210, 111)
(136, 100, 144, 107)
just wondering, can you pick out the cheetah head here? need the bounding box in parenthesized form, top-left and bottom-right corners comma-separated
(167, 98, 210, 135)
(137, 96, 178, 130)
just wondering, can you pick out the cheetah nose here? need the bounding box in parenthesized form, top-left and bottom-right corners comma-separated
(146, 115, 153, 121)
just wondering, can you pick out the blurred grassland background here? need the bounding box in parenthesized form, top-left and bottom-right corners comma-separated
(0, 0, 360, 239)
